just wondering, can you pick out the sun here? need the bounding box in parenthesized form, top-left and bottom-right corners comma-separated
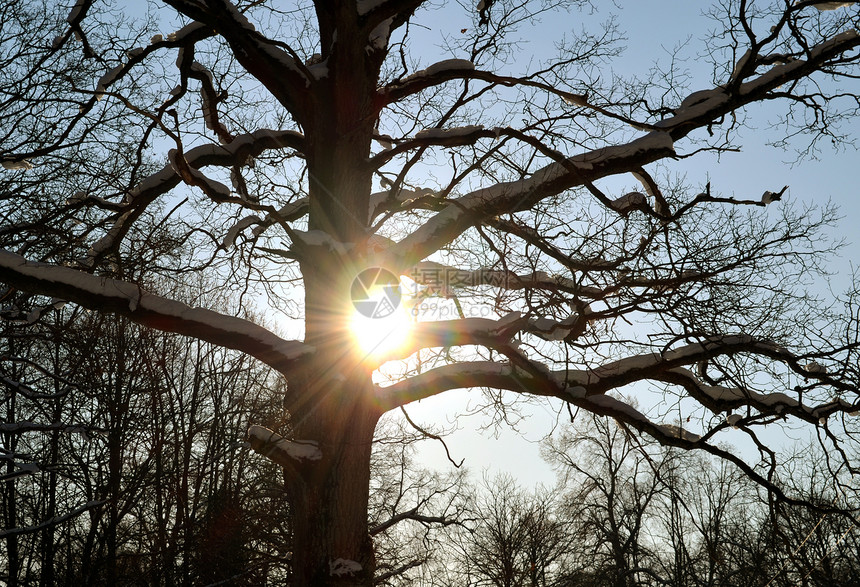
(348, 268, 414, 360)
(349, 303, 412, 359)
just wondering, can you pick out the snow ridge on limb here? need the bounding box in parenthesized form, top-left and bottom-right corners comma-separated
(375, 349, 857, 510)
(162, 0, 310, 118)
(80, 129, 304, 266)
(373, 335, 799, 410)
(387, 29, 860, 269)
(380, 315, 523, 362)
(0, 251, 313, 375)
(247, 425, 323, 467)
(662, 30, 860, 133)
(168, 148, 232, 201)
(387, 131, 676, 269)
(658, 366, 859, 424)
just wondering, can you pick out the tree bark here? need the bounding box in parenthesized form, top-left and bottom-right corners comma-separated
(283, 369, 380, 586)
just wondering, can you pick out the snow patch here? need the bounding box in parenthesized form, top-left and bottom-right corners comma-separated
(368, 17, 394, 51)
(798, 1, 858, 10)
(397, 59, 475, 85)
(2, 160, 34, 170)
(248, 425, 323, 462)
(660, 425, 701, 442)
(804, 360, 827, 374)
(308, 61, 329, 79)
(96, 65, 124, 97)
(168, 149, 231, 199)
(610, 191, 646, 214)
(415, 125, 483, 140)
(222, 215, 262, 249)
(330, 559, 362, 577)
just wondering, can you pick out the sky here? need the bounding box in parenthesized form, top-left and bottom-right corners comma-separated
(401, 0, 860, 488)
(123, 0, 859, 489)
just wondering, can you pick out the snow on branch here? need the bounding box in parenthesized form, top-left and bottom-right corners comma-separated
(384, 315, 522, 361)
(374, 335, 798, 411)
(168, 148, 232, 201)
(330, 559, 363, 577)
(2, 160, 34, 171)
(0, 250, 313, 375)
(793, 1, 859, 11)
(0, 500, 106, 539)
(414, 125, 484, 141)
(396, 59, 475, 86)
(581, 335, 786, 392)
(166, 0, 310, 117)
(375, 362, 522, 409)
(251, 198, 309, 237)
(0, 421, 96, 436)
(658, 366, 859, 424)
(662, 30, 860, 130)
(368, 187, 437, 219)
(80, 129, 303, 264)
(221, 215, 262, 249)
(247, 425, 322, 467)
(387, 131, 676, 269)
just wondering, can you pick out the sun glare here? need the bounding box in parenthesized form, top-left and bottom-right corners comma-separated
(350, 303, 412, 359)
(349, 269, 414, 360)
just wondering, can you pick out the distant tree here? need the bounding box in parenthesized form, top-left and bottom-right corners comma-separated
(2, 1, 860, 585)
(367, 418, 472, 586)
(544, 413, 860, 587)
(544, 413, 666, 587)
(446, 474, 567, 587)
(0, 286, 290, 585)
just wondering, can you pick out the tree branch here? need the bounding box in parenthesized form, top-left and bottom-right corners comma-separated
(0, 251, 313, 375)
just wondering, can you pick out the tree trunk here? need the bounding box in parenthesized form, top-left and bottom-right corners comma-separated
(280, 11, 385, 581)
(284, 369, 380, 586)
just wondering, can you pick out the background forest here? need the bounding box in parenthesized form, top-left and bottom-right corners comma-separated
(3, 296, 858, 585)
(3, 0, 860, 584)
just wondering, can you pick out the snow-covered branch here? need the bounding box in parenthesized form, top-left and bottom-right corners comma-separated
(247, 425, 323, 468)
(660, 30, 860, 137)
(0, 251, 313, 375)
(81, 128, 304, 264)
(373, 335, 812, 411)
(162, 0, 312, 120)
(386, 131, 676, 269)
(0, 500, 105, 539)
(382, 30, 859, 269)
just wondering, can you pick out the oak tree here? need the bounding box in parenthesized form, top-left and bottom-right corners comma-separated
(2, 0, 860, 585)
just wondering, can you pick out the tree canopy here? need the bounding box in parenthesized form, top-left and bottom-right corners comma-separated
(2, 0, 860, 585)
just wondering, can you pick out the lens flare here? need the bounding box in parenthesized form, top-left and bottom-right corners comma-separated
(349, 269, 413, 360)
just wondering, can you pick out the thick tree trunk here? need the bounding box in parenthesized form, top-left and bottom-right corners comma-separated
(284, 370, 380, 586)
(282, 251, 382, 585)
(278, 10, 387, 582)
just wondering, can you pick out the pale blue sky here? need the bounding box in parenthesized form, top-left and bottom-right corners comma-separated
(121, 0, 859, 487)
(406, 0, 860, 486)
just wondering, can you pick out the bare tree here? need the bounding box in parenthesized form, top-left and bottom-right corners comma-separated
(2, 0, 860, 584)
(544, 413, 666, 586)
(368, 418, 472, 586)
(444, 473, 567, 587)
